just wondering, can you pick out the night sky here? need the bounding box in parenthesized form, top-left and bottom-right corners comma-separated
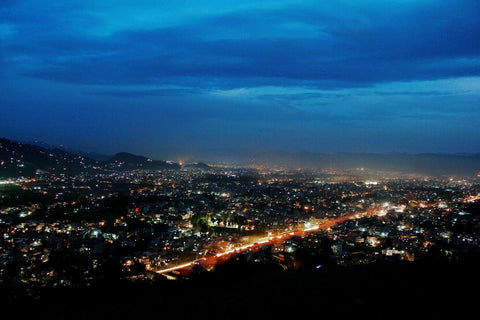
(1, 1, 479, 159)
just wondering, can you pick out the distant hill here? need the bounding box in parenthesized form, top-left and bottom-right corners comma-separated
(0, 137, 101, 178)
(182, 162, 211, 170)
(216, 150, 480, 176)
(1, 137, 479, 177)
(107, 152, 181, 170)
(0, 138, 180, 178)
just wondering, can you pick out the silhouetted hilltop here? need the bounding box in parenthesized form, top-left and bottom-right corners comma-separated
(182, 162, 211, 170)
(0, 138, 180, 178)
(107, 152, 180, 170)
(0, 137, 101, 177)
(1, 137, 479, 178)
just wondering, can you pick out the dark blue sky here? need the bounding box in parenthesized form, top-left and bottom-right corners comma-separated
(1, 0, 479, 159)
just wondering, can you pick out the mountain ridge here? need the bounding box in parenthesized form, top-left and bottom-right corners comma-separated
(0, 138, 182, 178)
(107, 151, 181, 170)
(1, 137, 479, 177)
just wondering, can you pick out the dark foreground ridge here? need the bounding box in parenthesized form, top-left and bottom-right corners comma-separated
(2, 258, 479, 320)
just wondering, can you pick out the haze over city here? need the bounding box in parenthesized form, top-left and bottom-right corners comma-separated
(1, 0, 480, 159)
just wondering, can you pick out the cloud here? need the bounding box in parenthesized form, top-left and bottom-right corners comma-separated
(1, 0, 479, 89)
(86, 87, 202, 98)
(0, 23, 15, 40)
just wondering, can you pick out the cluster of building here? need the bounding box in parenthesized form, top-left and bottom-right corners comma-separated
(1, 166, 479, 289)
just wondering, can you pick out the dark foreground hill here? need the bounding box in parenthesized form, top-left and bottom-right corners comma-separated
(2, 258, 479, 320)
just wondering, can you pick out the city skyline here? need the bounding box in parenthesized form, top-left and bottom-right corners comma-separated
(1, 1, 480, 158)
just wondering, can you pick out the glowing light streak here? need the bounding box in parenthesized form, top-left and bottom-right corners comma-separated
(154, 207, 385, 276)
(304, 225, 320, 232)
(155, 262, 194, 274)
(378, 210, 387, 217)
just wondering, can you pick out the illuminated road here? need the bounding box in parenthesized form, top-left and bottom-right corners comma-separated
(151, 206, 382, 277)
